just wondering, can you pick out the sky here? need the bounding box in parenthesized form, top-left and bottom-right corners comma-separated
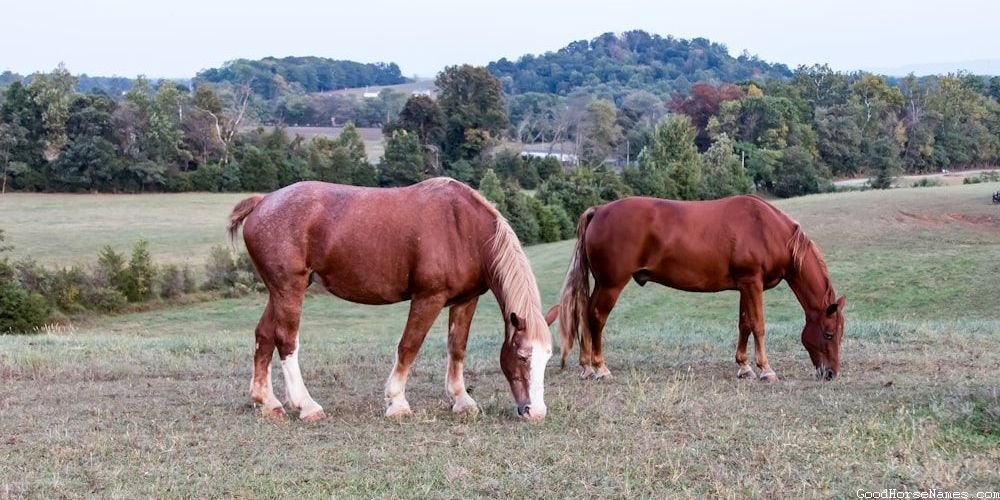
(2, 0, 998, 78)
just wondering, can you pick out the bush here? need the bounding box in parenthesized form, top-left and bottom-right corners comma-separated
(0, 282, 50, 334)
(963, 171, 1000, 184)
(912, 178, 943, 188)
(124, 240, 157, 302)
(204, 246, 238, 291)
(159, 264, 186, 299)
(95, 246, 128, 293)
(82, 286, 128, 313)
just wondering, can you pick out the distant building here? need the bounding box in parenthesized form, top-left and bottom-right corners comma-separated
(411, 89, 433, 97)
(521, 151, 578, 166)
(362, 91, 379, 99)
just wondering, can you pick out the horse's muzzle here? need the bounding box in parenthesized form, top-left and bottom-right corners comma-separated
(816, 366, 837, 381)
(517, 404, 546, 421)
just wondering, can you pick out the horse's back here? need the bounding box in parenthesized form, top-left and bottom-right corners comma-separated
(584, 195, 797, 291)
(242, 179, 494, 304)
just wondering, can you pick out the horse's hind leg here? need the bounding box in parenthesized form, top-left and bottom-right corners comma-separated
(446, 297, 479, 414)
(250, 300, 285, 419)
(384, 295, 447, 418)
(585, 284, 623, 380)
(271, 284, 325, 422)
(738, 280, 777, 382)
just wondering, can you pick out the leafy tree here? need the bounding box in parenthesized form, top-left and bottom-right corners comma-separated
(503, 186, 540, 245)
(378, 130, 425, 187)
(388, 95, 444, 146)
(624, 115, 701, 199)
(26, 65, 77, 161)
(436, 65, 508, 161)
(699, 134, 752, 198)
(478, 168, 506, 212)
(867, 138, 902, 189)
(237, 146, 278, 191)
(124, 240, 156, 302)
(579, 100, 623, 166)
(771, 146, 827, 197)
(670, 82, 743, 150)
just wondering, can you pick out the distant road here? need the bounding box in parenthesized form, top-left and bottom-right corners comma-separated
(834, 168, 1000, 188)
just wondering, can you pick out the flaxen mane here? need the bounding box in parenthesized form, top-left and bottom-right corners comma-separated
(787, 225, 834, 299)
(431, 179, 546, 343)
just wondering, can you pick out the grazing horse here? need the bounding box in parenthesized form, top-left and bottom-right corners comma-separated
(558, 195, 846, 382)
(227, 178, 556, 422)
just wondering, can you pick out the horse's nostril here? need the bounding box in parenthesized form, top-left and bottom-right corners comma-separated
(824, 369, 836, 381)
(517, 405, 530, 417)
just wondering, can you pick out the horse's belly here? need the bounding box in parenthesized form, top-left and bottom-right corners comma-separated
(313, 271, 410, 305)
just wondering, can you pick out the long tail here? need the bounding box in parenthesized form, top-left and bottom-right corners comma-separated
(227, 194, 265, 246)
(557, 207, 597, 369)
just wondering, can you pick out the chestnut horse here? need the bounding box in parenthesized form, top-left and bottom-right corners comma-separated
(558, 195, 845, 382)
(228, 178, 556, 422)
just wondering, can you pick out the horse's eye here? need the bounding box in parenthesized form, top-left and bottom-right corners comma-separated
(823, 332, 834, 341)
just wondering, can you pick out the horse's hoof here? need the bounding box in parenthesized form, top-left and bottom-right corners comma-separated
(452, 396, 479, 415)
(737, 366, 756, 379)
(299, 406, 326, 422)
(593, 367, 613, 380)
(759, 370, 779, 382)
(261, 405, 286, 421)
(385, 402, 413, 419)
(579, 366, 596, 379)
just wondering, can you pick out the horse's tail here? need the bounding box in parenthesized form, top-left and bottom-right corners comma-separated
(557, 207, 597, 369)
(227, 194, 265, 246)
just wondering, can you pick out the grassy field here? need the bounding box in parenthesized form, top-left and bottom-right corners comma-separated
(1, 183, 999, 497)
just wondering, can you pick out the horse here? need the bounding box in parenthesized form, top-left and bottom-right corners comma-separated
(557, 195, 846, 382)
(227, 178, 557, 422)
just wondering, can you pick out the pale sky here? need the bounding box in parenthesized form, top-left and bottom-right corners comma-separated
(2, 0, 997, 78)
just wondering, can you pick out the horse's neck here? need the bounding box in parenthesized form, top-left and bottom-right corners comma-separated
(787, 247, 833, 319)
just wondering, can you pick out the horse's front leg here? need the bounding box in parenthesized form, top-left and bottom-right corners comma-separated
(446, 297, 479, 414)
(384, 295, 446, 418)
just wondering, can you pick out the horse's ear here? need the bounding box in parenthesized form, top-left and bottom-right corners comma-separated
(826, 296, 846, 316)
(509, 312, 526, 331)
(544, 305, 560, 326)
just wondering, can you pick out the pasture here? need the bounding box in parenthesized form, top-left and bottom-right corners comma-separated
(1, 183, 999, 497)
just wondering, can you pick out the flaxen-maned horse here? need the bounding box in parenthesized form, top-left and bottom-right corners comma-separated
(228, 178, 556, 421)
(558, 195, 845, 382)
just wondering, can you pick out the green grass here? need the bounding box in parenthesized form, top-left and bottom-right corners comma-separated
(2, 183, 999, 497)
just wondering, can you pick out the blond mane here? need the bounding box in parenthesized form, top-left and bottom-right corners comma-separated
(788, 225, 834, 300)
(460, 181, 547, 344)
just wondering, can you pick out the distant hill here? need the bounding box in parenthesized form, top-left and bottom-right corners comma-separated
(864, 59, 1000, 77)
(0, 70, 140, 95)
(194, 56, 410, 99)
(486, 30, 792, 97)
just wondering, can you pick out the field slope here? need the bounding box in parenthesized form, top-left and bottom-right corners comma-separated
(1, 183, 999, 497)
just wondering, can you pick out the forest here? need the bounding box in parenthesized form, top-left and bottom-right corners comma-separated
(2, 30, 999, 240)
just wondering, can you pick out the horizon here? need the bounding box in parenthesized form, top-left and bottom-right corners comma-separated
(3, 0, 999, 80)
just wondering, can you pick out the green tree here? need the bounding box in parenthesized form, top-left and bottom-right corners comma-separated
(579, 100, 623, 166)
(124, 240, 157, 302)
(238, 146, 278, 191)
(388, 95, 445, 146)
(478, 168, 506, 212)
(699, 134, 752, 199)
(867, 138, 902, 189)
(436, 65, 508, 161)
(378, 130, 425, 187)
(624, 115, 701, 200)
(26, 64, 77, 161)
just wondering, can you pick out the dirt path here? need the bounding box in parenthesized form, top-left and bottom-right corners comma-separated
(834, 168, 1000, 187)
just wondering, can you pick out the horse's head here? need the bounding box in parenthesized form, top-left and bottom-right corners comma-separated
(801, 296, 846, 380)
(500, 310, 555, 421)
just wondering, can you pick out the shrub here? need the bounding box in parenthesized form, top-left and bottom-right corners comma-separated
(0, 282, 50, 334)
(963, 171, 1000, 184)
(204, 246, 238, 291)
(95, 246, 128, 293)
(124, 240, 157, 302)
(159, 264, 186, 299)
(912, 178, 943, 188)
(82, 287, 128, 313)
